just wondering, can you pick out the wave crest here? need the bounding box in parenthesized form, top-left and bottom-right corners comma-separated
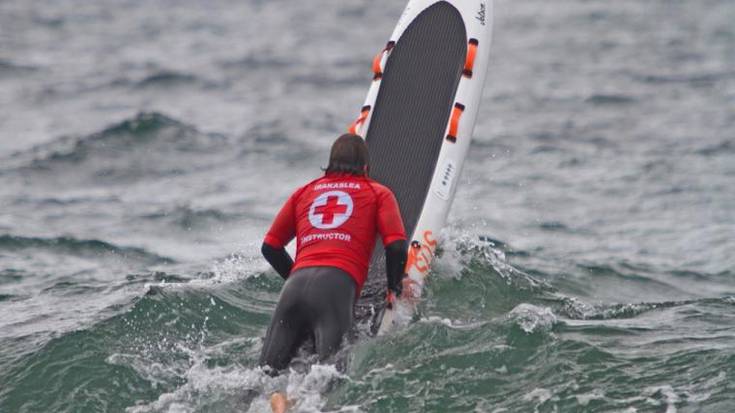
(4, 112, 231, 183)
(0, 234, 172, 265)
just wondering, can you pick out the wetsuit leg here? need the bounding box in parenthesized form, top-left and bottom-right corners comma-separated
(302, 267, 356, 361)
(259, 274, 311, 371)
(259, 267, 356, 370)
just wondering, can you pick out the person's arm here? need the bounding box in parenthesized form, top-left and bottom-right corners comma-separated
(375, 187, 408, 296)
(384, 239, 407, 296)
(261, 243, 293, 280)
(262, 192, 298, 280)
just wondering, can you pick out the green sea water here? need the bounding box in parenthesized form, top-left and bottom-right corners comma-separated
(2, 0, 734, 411)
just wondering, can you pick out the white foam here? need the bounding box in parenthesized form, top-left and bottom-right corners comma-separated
(575, 388, 605, 406)
(126, 363, 274, 413)
(143, 245, 266, 292)
(107, 352, 185, 390)
(124, 351, 346, 413)
(209, 248, 266, 283)
(508, 304, 557, 333)
(418, 315, 490, 331)
(643, 385, 679, 413)
(522, 387, 555, 413)
(420, 315, 455, 327)
(283, 364, 346, 413)
(438, 226, 515, 281)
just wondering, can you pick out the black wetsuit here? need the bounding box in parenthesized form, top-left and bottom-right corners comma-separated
(259, 266, 356, 371)
(259, 240, 406, 372)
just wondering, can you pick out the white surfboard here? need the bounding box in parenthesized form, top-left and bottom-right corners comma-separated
(347, 0, 494, 335)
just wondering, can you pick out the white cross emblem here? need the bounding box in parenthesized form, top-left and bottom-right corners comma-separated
(308, 190, 354, 229)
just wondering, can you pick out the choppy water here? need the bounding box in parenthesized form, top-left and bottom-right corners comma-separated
(1, 0, 734, 412)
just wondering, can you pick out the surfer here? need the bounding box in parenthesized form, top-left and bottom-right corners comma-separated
(259, 133, 408, 410)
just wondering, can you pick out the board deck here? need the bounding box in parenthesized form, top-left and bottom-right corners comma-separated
(366, 2, 467, 236)
(349, 0, 494, 335)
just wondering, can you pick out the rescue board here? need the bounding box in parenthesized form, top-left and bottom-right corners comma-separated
(347, 0, 494, 335)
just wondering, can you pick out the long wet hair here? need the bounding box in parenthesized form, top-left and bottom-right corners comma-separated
(324, 133, 369, 176)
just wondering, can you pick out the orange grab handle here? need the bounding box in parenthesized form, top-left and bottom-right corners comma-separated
(372, 41, 395, 80)
(404, 240, 421, 273)
(446, 103, 465, 143)
(348, 105, 371, 135)
(463, 38, 479, 78)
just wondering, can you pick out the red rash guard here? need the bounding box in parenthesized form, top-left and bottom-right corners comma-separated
(263, 173, 407, 294)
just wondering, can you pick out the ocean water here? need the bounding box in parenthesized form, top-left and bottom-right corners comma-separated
(1, 0, 734, 412)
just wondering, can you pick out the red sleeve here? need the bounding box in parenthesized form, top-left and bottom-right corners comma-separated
(375, 185, 407, 245)
(263, 191, 298, 248)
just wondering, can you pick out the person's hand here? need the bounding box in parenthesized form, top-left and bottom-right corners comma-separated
(388, 273, 406, 298)
(390, 281, 403, 298)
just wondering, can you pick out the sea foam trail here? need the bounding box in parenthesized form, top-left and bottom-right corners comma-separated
(125, 359, 345, 413)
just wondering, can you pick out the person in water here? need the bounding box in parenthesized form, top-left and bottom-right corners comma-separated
(259, 133, 408, 374)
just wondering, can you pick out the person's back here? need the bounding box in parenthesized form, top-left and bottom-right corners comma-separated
(259, 133, 408, 377)
(266, 172, 405, 296)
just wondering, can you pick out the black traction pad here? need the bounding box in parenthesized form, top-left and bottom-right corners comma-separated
(356, 1, 467, 330)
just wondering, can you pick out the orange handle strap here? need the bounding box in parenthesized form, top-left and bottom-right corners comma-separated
(463, 38, 479, 78)
(348, 105, 371, 135)
(372, 41, 395, 80)
(446, 102, 465, 143)
(404, 240, 421, 272)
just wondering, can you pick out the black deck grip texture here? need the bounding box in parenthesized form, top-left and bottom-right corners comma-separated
(356, 1, 467, 329)
(366, 2, 467, 236)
